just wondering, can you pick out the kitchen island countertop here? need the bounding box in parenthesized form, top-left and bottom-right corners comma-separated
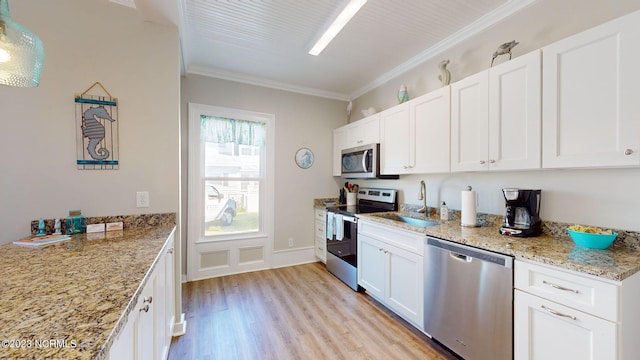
(358, 212, 640, 282)
(0, 222, 176, 360)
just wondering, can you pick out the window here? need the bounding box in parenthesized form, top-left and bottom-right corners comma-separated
(201, 115, 266, 237)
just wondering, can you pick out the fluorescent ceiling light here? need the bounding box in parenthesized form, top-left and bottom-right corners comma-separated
(309, 0, 367, 56)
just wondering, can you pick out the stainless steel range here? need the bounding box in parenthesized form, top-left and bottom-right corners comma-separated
(325, 188, 397, 291)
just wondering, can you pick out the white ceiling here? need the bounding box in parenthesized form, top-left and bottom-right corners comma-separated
(127, 0, 537, 100)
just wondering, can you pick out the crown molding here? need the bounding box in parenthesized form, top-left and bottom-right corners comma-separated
(186, 65, 351, 102)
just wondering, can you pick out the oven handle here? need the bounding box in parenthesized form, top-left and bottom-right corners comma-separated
(342, 215, 357, 223)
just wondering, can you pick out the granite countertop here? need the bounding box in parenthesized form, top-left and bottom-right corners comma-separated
(0, 221, 176, 360)
(358, 212, 640, 282)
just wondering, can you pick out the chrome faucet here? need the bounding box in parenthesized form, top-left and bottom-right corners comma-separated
(418, 180, 428, 217)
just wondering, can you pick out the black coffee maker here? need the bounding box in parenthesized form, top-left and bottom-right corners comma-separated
(500, 188, 541, 237)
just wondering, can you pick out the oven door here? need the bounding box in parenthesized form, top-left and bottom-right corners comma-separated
(326, 214, 358, 267)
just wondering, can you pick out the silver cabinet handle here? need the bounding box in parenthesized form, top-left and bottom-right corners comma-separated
(625, 149, 633, 155)
(167, 248, 174, 254)
(543, 280, 579, 294)
(489, 159, 496, 163)
(541, 305, 577, 320)
(479, 160, 486, 164)
(139, 305, 150, 313)
(143, 296, 153, 304)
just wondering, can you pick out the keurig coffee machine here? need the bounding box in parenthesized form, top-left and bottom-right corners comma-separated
(500, 188, 541, 237)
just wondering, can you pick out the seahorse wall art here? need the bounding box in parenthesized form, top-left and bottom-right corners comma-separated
(82, 106, 115, 160)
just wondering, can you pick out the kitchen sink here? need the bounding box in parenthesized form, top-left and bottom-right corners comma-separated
(373, 213, 440, 227)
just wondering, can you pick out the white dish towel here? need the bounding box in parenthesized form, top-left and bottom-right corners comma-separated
(334, 214, 344, 241)
(326, 212, 334, 240)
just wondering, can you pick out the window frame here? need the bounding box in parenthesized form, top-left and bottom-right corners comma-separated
(188, 103, 275, 244)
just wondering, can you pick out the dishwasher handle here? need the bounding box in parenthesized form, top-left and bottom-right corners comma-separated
(449, 252, 472, 262)
(426, 236, 513, 268)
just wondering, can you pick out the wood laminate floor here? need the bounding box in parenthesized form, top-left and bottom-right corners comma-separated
(168, 262, 456, 360)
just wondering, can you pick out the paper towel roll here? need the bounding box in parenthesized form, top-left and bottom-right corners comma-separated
(461, 187, 477, 227)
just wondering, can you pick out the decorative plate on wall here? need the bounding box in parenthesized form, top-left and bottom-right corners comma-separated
(295, 148, 314, 169)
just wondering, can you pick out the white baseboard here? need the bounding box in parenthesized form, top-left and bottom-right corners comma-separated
(271, 247, 318, 268)
(178, 247, 319, 281)
(173, 313, 187, 336)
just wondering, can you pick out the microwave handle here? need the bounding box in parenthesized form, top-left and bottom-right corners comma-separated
(362, 149, 369, 172)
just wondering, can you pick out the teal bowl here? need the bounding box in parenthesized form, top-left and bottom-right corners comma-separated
(567, 229, 618, 250)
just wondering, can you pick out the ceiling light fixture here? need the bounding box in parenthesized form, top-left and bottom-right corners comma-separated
(0, 0, 44, 87)
(308, 0, 367, 56)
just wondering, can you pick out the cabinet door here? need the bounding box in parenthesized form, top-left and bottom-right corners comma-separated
(489, 50, 541, 170)
(357, 234, 386, 300)
(542, 11, 640, 168)
(347, 114, 380, 148)
(386, 244, 423, 329)
(136, 274, 156, 360)
(451, 71, 489, 172)
(412, 86, 451, 174)
(164, 241, 176, 348)
(107, 309, 136, 360)
(514, 290, 617, 360)
(333, 127, 347, 176)
(380, 103, 411, 174)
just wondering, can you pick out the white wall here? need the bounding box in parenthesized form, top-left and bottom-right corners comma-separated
(350, 0, 640, 232)
(180, 75, 346, 269)
(0, 0, 181, 243)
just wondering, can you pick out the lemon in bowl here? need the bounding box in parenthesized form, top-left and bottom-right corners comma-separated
(567, 225, 618, 250)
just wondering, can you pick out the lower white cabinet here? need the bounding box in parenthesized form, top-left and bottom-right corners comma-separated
(357, 219, 423, 329)
(514, 289, 616, 360)
(108, 230, 176, 360)
(514, 259, 640, 360)
(314, 208, 327, 263)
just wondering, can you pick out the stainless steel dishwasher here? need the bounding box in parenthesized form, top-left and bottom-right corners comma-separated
(424, 236, 513, 360)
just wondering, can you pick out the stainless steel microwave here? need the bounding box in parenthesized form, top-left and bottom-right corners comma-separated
(341, 144, 398, 179)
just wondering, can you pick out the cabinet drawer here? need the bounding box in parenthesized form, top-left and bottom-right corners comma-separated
(315, 220, 326, 238)
(358, 219, 423, 256)
(515, 260, 619, 321)
(315, 209, 327, 222)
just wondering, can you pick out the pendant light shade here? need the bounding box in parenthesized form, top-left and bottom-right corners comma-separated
(0, 0, 44, 87)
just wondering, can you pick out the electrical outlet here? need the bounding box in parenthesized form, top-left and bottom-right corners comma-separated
(288, 238, 294, 247)
(136, 191, 149, 208)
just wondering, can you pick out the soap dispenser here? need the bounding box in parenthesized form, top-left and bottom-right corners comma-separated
(440, 201, 449, 221)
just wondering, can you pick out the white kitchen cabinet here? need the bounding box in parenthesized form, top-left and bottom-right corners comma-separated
(346, 114, 380, 148)
(451, 50, 541, 172)
(314, 208, 327, 263)
(107, 230, 176, 360)
(513, 259, 640, 360)
(136, 271, 156, 360)
(381, 87, 450, 174)
(380, 103, 410, 174)
(332, 127, 347, 176)
(542, 10, 640, 169)
(333, 114, 381, 176)
(108, 306, 136, 360)
(514, 289, 616, 360)
(357, 219, 424, 329)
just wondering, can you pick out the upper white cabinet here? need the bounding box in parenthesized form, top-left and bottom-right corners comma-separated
(381, 87, 451, 174)
(347, 114, 380, 147)
(542, 11, 640, 168)
(333, 114, 380, 176)
(332, 127, 347, 176)
(451, 50, 541, 172)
